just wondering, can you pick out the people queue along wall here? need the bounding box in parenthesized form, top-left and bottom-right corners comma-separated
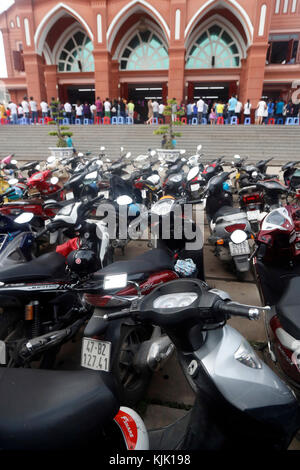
(0, 94, 299, 125)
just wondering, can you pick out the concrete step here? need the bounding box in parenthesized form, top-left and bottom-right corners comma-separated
(0, 125, 299, 163)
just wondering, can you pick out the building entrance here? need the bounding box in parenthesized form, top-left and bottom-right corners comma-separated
(191, 82, 230, 102)
(66, 85, 95, 105)
(126, 83, 167, 121)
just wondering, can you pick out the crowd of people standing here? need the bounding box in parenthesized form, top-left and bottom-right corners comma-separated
(183, 95, 300, 125)
(0, 94, 299, 125)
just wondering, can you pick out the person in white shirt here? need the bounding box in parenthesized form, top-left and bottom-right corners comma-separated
(244, 100, 251, 115)
(152, 100, 159, 118)
(256, 98, 267, 125)
(29, 96, 38, 123)
(197, 97, 204, 124)
(21, 96, 30, 119)
(235, 99, 243, 123)
(7, 101, 18, 124)
(18, 104, 24, 119)
(40, 100, 49, 119)
(64, 101, 72, 122)
(90, 103, 96, 120)
(158, 102, 165, 123)
(75, 102, 83, 123)
(104, 98, 111, 117)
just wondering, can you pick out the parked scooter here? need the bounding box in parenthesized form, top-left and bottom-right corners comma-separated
(206, 171, 252, 280)
(253, 196, 300, 389)
(0, 277, 299, 450)
(0, 194, 111, 368)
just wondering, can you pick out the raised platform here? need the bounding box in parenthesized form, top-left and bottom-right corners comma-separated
(0, 124, 299, 164)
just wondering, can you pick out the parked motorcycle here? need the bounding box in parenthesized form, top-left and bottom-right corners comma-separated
(253, 195, 300, 389)
(1, 277, 299, 450)
(206, 171, 253, 280)
(0, 193, 110, 368)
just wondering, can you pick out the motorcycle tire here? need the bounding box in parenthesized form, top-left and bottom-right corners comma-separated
(113, 324, 152, 407)
(0, 310, 20, 341)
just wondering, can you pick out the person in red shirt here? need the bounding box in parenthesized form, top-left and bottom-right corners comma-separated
(95, 97, 103, 118)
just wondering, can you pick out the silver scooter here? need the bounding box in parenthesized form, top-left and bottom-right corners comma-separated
(206, 171, 252, 281)
(1, 276, 298, 450)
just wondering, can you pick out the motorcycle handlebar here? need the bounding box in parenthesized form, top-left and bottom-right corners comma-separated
(214, 300, 263, 320)
(103, 299, 268, 324)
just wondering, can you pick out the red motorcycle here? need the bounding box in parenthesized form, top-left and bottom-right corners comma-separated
(253, 194, 300, 388)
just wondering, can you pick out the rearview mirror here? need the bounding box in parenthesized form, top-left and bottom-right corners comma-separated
(47, 156, 56, 163)
(85, 171, 98, 180)
(100, 146, 106, 151)
(8, 178, 18, 185)
(234, 154, 241, 160)
(50, 177, 59, 185)
(14, 212, 34, 224)
(197, 145, 202, 152)
(116, 195, 133, 206)
(125, 152, 132, 159)
(11, 159, 18, 165)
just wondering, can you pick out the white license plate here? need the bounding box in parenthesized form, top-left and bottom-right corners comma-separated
(191, 184, 200, 191)
(247, 210, 260, 221)
(141, 189, 147, 198)
(81, 338, 111, 372)
(45, 219, 51, 226)
(66, 191, 74, 200)
(229, 240, 250, 256)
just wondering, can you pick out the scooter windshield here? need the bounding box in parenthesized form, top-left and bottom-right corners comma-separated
(262, 207, 292, 231)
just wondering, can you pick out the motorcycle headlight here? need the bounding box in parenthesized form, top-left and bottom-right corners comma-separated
(252, 171, 258, 178)
(169, 174, 182, 183)
(151, 198, 175, 216)
(234, 342, 262, 369)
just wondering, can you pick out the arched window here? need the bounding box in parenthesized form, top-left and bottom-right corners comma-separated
(120, 30, 169, 70)
(186, 24, 241, 69)
(58, 30, 94, 72)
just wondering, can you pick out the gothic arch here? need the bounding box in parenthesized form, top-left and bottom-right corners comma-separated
(106, 0, 170, 53)
(34, 2, 93, 56)
(185, 0, 253, 47)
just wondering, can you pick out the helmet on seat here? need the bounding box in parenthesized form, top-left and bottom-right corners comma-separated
(67, 249, 101, 275)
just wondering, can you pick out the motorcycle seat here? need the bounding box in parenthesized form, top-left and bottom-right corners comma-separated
(0, 368, 119, 450)
(213, 206, 245, 223)
(95, 249, 174, 278)
(0, 252, 66, 283)
(277, 277, 300, 340)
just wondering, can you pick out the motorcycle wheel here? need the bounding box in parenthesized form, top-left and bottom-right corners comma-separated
(0, 310, 20, 341)
(113, 325, 152, 407)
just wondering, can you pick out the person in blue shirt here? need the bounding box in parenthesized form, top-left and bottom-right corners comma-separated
(276, 99, 285, 118)
(228, 95, 237, 121)
(267, 100, 274, 119)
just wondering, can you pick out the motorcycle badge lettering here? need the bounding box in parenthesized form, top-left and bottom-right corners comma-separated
(114, 409, 138, 450)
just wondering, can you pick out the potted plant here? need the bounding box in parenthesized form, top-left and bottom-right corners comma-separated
(48, 99, 74, 158)
(153, 98, 185, 160)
